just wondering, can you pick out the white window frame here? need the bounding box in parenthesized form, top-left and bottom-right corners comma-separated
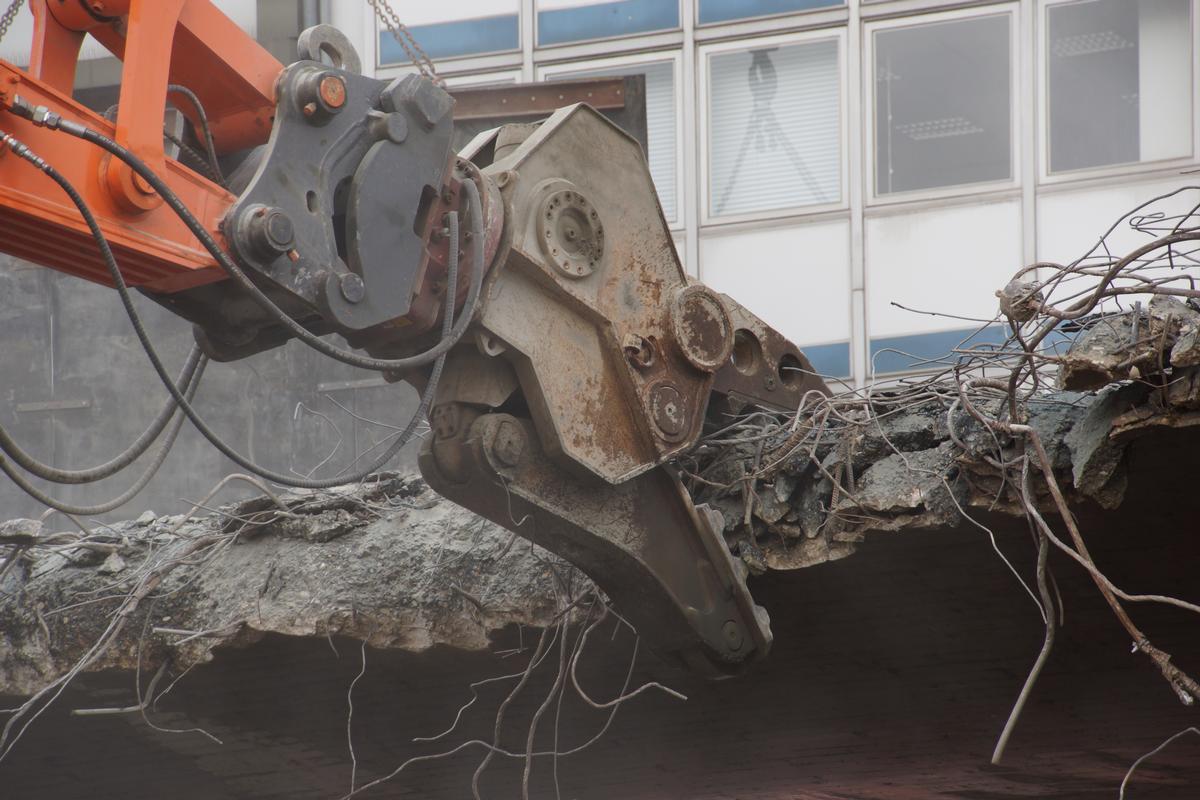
(698, 27, 850, 227)
(365, 3, 525, 77)
(440, 70, 525, 88)
(533, 0, 683, 54)
(1036, 0, 1199, 187)
(537, 50, 686, 229)
(693, 0, 847, 35)
(864, 4, 1021, 207)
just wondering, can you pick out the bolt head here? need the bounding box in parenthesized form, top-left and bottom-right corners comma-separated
(318, 75, 347, 109)
(492, 420, 526, 467)
(339, 273, 366, 303)
(722, 620, 745, 651)
(264, 211, 294, 248)
(649, 383, 687, 440)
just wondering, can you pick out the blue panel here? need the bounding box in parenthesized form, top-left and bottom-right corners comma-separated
(380, 15, 519, 63)
(870, 327, 1008, 375)
(538, 0, 679, 46)
(698, 0, 842, 25)
(800, 341, 851, 379)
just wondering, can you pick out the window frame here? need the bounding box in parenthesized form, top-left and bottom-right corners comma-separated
(533, 0, 683, 52)
(863, 3, 1021, 207)
(1036, 0, 1198, 186)
(536, 50, 686, 228)
(693, 0, 846, 31)
(368, 2, 525, 74)
(698, 27, 850, 227)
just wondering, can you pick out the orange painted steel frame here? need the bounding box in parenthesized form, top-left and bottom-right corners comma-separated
(0, 0, 282, 293)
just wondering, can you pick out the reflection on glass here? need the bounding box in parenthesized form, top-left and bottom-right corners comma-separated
(874, 15, 1011, 195)
(1048, 0, 1192, 173)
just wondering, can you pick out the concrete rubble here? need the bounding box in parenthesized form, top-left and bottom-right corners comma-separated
(0, 474, 564, 697)
(1, 300, 1198, 693)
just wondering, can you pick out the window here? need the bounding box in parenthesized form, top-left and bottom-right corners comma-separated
(545, 59, 680, 223)
(698, 0, 842, 26)
(1046, 0, 1192, 174)
(379, 1, 520, 64)
(705, 37, 841, 219)
(872, 13, 1012, 196)
(536, 0, 679, 47)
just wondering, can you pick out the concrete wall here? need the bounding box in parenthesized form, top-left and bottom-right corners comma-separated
(0, 256, 422, 521)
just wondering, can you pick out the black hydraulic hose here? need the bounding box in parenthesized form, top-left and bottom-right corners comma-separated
(0, 346, 204, 485)
(166, 84, 223, 186)
(1, 127, 480, 489)
(49, 117, 485, 374)
(0, 356, 206, 516)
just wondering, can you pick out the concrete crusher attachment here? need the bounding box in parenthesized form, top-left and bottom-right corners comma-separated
(418, 105, 828, 676)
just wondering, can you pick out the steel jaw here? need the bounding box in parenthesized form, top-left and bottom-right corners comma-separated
(418, 104, 824, 676)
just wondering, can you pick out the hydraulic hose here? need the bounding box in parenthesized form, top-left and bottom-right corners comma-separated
(1, 126, 482, 490)
(0, 346, 204, 485)
(0, 356, 207, 516)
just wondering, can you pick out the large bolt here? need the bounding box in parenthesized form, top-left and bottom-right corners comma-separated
(241, 206, 294, 259)
(318, 75, 347, 109)
(722, 620, 745, 651)
(492, 420, 526, 467)
(339, 273, 366, 303)
(297, 69, 348, 122)
(649, 383, 687, 440)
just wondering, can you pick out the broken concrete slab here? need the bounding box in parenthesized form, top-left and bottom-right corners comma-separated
(0, 474, 566, 698)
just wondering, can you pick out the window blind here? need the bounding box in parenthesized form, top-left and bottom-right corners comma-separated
(708, 39, 841, 218)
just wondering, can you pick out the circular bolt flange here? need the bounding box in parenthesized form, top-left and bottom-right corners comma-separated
(649, 382, 687, 441)
(537, 189, 603, 280)
(670, 285, 734, 373)
(492, 420, 526, 467)
(339, 273, 365, 303)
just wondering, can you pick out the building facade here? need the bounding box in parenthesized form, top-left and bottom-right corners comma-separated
(327, 0, 1199, 385)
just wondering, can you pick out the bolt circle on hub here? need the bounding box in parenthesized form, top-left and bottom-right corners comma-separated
(537, 189, 603, 280)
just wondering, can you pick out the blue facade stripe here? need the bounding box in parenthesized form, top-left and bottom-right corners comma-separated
(869, 326, 1009, 375)
(698, 0, 843, 25)
(380, 15, 519, 63)
(799, 341, 851, 379)
(538, 0, 679, 46)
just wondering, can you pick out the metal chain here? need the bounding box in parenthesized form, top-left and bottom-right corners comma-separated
(364, 0, 443, 86)
(0, 0, 25, 46)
